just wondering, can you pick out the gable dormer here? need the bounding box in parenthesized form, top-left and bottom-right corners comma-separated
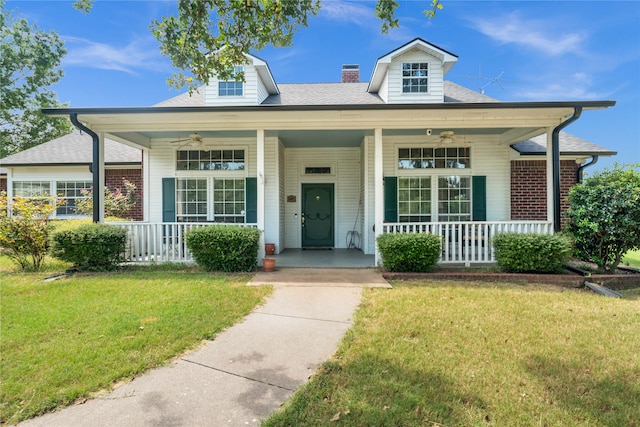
(204, 53, 279, 106)
(367, 38, 458, 104)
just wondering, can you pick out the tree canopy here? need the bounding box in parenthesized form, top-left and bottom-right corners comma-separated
(0, 0, 72, 158)
(73, 0, 442, 92)
(566, 164, 640, 273)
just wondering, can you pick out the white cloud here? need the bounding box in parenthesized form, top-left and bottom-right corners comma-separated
(469, 12, 586, 56)
(513, 73, 617, 101)
(62, 35, 169, 74)
(320, 1, 376, 27)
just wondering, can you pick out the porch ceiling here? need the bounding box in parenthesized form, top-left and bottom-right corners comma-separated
(43, 101, 615, 150)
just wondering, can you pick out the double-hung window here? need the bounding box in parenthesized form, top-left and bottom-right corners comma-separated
(176, 178, 208, 222)
(402, 63, 428, 93)
(437, 176, 471, 221)
(13, 181, 50, 198)
(56, 181, 92, 216)
(218, 66, 244, 96)
(213, 178, 245, 223)
(175, 178, 246, 223)
(398, 177, 431, 222)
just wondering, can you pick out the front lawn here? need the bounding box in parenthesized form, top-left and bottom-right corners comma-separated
(623, 249, 640, 268)
(265, 281, 640, 426)
(0, 258, 271, 424)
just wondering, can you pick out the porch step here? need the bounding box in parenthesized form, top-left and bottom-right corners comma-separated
(247, 268, 391, 288)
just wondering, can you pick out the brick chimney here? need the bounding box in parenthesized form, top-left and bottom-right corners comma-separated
(341, 64, 360, 83)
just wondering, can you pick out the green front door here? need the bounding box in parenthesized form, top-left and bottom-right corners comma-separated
(301, 183, 334, 248)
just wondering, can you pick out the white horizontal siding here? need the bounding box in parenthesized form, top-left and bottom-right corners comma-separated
(471, 138, 511, 221)
(284, 147, 361, 249)
(204, 64, 261, 106)
(386, 49, 445, 104)
(378, 73, 389, 103)
(257, 76, 269, 104)
(9, 166, 92, 182)
(146, 139, 257, 223)
(369, 135, 512, 226)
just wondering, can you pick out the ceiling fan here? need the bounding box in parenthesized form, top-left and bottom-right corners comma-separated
(424, 129, 472, 146)
(170, 133, 209, 150)
(439, 130, 456, 144)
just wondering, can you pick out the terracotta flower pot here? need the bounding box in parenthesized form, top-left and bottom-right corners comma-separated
(265, 243, 276, 255)
(262, 258, 276, 272)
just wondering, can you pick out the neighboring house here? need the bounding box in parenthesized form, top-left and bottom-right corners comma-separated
(0, 133, 143, 220)
(41, 38, 616, 265)
(0, 168, 6, 193)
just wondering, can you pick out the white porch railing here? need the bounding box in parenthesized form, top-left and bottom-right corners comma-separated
(382, 221, 553, 264)
(111, 220, 552, 265)
(110, 222, 258, 263)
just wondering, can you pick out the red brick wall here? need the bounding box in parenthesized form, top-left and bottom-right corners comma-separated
(105, 169, 143, 221)
(510, 160, 578, 228)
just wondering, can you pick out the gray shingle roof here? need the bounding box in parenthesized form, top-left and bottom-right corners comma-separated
(148, 80, 495, 107)
(262, 82, 384, 105)
(0, 133, 141, 166)
(153, 88, 204, 107)
(512, 132, 617, 156)
(444, 81, 498, 103)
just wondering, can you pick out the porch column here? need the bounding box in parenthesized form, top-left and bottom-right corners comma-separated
(374, 128, 383, 265)
(545, 128, 554, 229)
(142, 148, 150, 222)
(257, 129, 266, 260)
(96, 132, 106, 223)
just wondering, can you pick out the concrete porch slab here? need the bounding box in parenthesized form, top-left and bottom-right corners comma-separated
(247, 267, 392, 288)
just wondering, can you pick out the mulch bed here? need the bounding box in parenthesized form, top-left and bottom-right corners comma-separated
(382, 265, 640, 289)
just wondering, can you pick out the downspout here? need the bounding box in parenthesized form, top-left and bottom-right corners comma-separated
(577, 155, 598, 183)
(552, 107, 582, 232)
(69, 113, 101, 223)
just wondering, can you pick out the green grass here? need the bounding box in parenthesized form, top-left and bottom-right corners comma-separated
(264, 281, 640, 427)
(622, 249, 640, 268)
(0, 257, 271, 424)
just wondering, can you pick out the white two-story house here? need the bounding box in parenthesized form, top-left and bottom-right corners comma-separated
(42, 38, 616, 266)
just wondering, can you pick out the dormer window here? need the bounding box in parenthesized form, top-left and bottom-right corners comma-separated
(402, 63, 428, 93)
(218, 66, 244, 96)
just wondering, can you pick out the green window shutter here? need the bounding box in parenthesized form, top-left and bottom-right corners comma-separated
(472, 176, 487, 221)
(162, 178, 176, 222)
(245, 177, 257, 224)
(384, 176, 398, 223)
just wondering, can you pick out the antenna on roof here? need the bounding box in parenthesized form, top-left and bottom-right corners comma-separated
(464, 66, 516, 94)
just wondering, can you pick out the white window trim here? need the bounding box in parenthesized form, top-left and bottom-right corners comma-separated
(394, 143, 473, 176)
(174, 146, 249, 178)
(175, 176, 247, 223)
(394, 143, 474, 221)
(300, 162, 336, 176)
(218, 66, 245, 97)
(401, 62, 430, 95)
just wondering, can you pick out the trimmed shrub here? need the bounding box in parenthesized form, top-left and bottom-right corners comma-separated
(52, 223, 126, 271)
(493, 233, 571, 273)
(185, 225, 261, 272)
(0, 194, 58, 271)
(377, 233, 441, 272)
(566, 164, 640, 273)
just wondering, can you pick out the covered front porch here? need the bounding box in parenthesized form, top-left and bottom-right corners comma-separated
(42, 101, 611, 268)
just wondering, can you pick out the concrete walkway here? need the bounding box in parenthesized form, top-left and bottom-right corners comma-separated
(20, 269, 390, 427)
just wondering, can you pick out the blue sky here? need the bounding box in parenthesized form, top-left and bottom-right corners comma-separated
(8, 0, 640, 171)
